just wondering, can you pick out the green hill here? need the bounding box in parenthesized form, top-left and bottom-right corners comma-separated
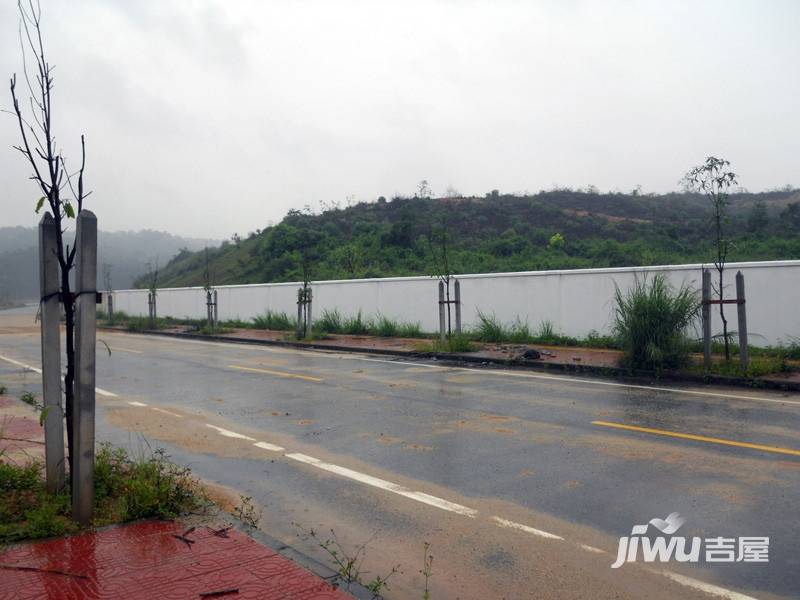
(139, 189, 800, 289)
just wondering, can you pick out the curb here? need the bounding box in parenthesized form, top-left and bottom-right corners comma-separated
(222, 512, 378, 600)
(100, 327, 800, 393)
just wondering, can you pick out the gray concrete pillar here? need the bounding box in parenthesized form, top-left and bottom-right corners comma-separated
(38, 212, 65, 493)
(73, 210, 97, 524)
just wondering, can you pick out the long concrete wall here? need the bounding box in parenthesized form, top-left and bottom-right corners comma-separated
(109, 260, 800, 347)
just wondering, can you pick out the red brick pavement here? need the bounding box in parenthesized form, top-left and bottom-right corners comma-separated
(0, 520, 353, 599)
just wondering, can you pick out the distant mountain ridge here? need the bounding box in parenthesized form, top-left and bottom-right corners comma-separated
(139, 189, 800, 289)
(0, 227, 218, 303)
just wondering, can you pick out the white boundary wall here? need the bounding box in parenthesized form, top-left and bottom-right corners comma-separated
(110, 260, 800, 347)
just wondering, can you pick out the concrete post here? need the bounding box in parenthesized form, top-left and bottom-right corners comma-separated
(38, 212, 65, 493)
(454, 279, 462, 335)
(702, 269, 711, 371)
(438, 281, 446, 341)
(73, 210, 97, 525)
(213, 290, 218, 327)
(736, 271, 748, 372)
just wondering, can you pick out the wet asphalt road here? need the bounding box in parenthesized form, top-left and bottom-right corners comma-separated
(1, 311, 799, 599)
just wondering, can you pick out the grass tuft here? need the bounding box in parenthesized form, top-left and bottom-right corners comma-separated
(613, 274, 700, 372)
(316, 309, 343, 333)
(252, 310, 295, 331)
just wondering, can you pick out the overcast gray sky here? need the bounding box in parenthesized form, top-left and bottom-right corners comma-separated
(1, 0, 798, 238)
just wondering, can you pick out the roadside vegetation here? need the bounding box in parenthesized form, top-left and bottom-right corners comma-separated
(613, 274, 700, 372)
(0, 443, 207, 544)
(97, 306, 799, 376)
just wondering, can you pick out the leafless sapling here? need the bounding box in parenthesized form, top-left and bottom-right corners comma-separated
(683, 156, 739, 361)
(8, 0, 90, 481)
(428, 215, 454, 338)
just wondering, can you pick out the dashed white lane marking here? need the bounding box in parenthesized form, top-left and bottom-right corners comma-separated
(657, 570, 760, 600)
(491, 516, 564, 540)
(0, 354, 118, 397)
(253, 441, 285, 452)
(347, 356, 800, 407)
(0, 354, 42, 373)
(128, 401, 148, 407)
(285, 452, 478, 517)
(205, 424, 256, 441)
(158, 412, 762, 599)
(151, 407, 182, 418)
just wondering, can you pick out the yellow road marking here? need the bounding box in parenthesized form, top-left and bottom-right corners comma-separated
(592, 420, 800, 457)
(228, 364, 323, 382)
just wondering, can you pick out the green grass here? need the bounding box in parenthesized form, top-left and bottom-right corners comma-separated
(374, 315, 399, 337)
(342, 310, 372, 335)
(613, 274, 700, 372)
(316, 309, 343, 333)
(689, 355, 788, 378)
(252, 310, 296, 331)
(474, 311, 505, 342)
(419, 333, 476, 353)
(0, 445, 206, 544)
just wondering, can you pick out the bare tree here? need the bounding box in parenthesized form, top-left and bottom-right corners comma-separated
(416, 180, 432, 199)
(8, 1, 90, 480)
(202, 247, 214, 294)
(102, 263, 113, 294)
(683, 156, 738, 361)
(145, 259, 159, 326)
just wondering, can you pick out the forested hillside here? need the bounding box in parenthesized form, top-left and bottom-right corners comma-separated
(0, 228, 217, 304)
(141, 189, 800, 289)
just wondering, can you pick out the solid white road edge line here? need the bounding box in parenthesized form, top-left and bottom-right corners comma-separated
(285, 452, 478, 518)
(95, 332, 798, 405)
(127, 401, 148, 407)
(0, 354, 118, 397)
(205, 423, 256, 441)
(346, 356, 800, 406)
(491, 516, 564, 540)
(579, 544, 606, 554)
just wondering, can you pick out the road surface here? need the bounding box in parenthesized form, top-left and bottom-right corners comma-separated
(1, 308, 798, 599)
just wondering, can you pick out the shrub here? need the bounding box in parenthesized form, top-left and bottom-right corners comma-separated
(613, 274, 700, 372)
